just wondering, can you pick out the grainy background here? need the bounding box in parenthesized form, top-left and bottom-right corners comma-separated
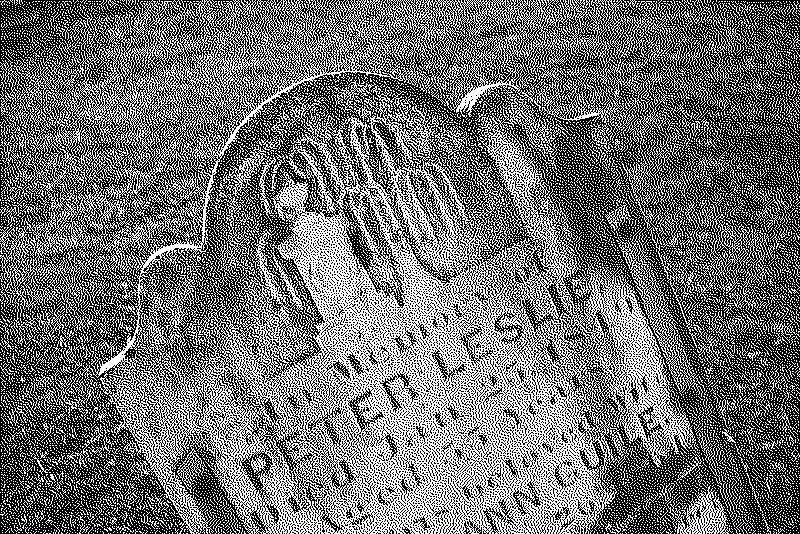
(1, 1, 798, 533)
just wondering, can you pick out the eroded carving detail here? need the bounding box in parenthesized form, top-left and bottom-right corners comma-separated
(258, 117, 467, 322)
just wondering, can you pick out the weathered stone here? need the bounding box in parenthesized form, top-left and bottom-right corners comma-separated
(100, 72, 765, 534)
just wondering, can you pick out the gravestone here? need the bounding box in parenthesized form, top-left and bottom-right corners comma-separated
(100, 72, 766, 534)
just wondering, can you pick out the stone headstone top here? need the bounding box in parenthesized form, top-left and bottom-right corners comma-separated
(100, 72, 766, 534)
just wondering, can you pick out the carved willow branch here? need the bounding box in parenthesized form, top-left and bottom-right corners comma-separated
(257, 116, 469, 320)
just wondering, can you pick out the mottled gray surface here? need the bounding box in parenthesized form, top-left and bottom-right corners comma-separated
(1, 2, 797, 533)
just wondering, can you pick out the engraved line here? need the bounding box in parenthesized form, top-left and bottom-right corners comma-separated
(424, 167, 454, 237)
(259, 161, 280, 219)
(363, 185, 396, 261)
(346, 190, 381, 262)
(298, 140, 339, 215)
(370, 120, 401, 181)
(394, 167, 435, 245)
(367, 181, 402, 245)
(372, 119, 413, 170)
(327, 132, 353, 201)
(343, 117, 374, 188)
(258, 238, 289, 307)
(294, 146, 324, 213)
(280, 254, 322, 325)
(425, 163, 466, 228)
(411, 167, 447, 238)
(293, 142, 331, 214)
(266, 246, 303, 311)
(285, 154, 306, 184)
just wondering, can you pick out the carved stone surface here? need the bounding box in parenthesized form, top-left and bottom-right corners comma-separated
(100, 72, 765, 534)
